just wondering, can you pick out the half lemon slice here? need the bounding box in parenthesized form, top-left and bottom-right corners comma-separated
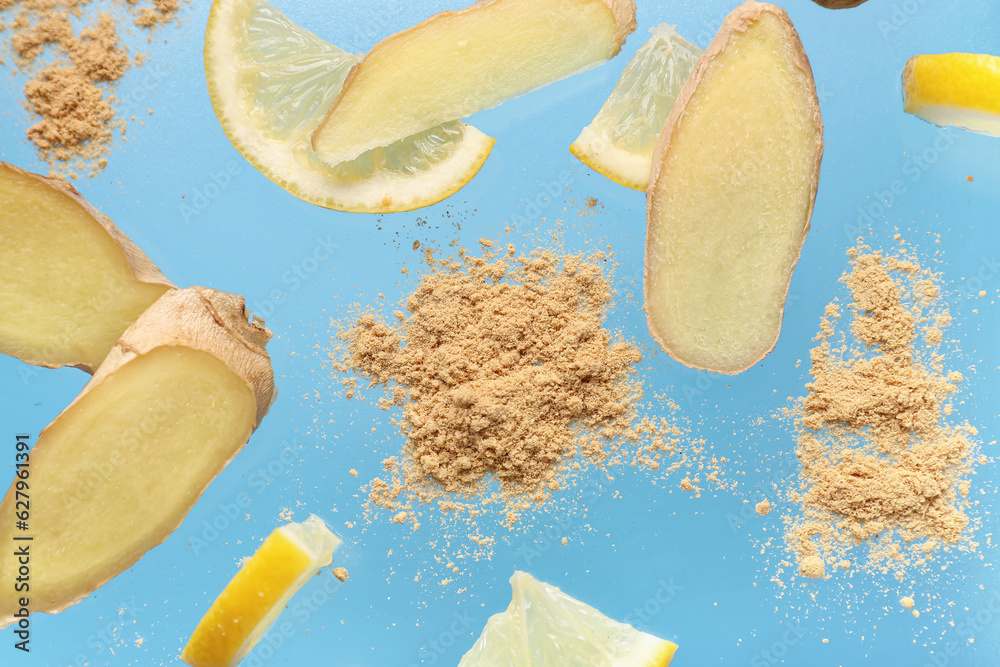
(571, 24, 702, 191)
(204, 0, 495, 213)
(181, 515, 341, 667)
(458, 571, 678, 666)
(902, 53, 1000, 137)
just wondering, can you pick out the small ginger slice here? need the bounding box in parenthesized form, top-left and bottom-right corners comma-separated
(312, 0, 636, 165)
(0, 287, 276, 626)
(644, 1, 823, 374)
(0, 162, 174, 372)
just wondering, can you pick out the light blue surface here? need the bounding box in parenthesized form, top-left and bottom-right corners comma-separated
(1, 0, 999, 665)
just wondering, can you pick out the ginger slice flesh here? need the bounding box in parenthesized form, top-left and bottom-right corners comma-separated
(0, 287, 275, 625)
(312, 0, 636, 165)
(0, 163, 172, 371)
(645, 3, 823, 374)
(0, 347, 256, 620)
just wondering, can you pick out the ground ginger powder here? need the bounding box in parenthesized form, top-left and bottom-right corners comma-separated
(782, 242, 981, 581)
(2, 0, 185, 177)
(335, 241, 711, 528)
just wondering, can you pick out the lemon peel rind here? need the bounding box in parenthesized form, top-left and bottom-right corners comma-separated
(204, 0, 495, 214)
(181, 515, 340, 667)
(902, 53, 1000, 138)
(630, 632, 679, 667)
(570, 126, 649, 191)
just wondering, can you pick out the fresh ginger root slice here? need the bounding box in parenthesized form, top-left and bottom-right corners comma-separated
(0, 287, 276, 626)
(645, 1, 823, 374)
(0, 162, 174, 372)
(312, 0, 637, 166)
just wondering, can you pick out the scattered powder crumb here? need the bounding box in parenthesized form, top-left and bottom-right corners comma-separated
(900, 596, 915, 610)
(756, 500, 771, 516)
(799, 555, 826, 579)
(131, 0, 180, 28)
(1, 0, 188, 177)
(966, 175, 974, 182)
(332, 567, 349, 582)
(561, 537, 568, 546)
(349, 469, 358, 477)
(776, 239, 982, 586)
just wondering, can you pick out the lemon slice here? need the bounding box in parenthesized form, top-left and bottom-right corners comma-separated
(570, 24, 702, 191)
(902, 53, 1000, 137)
(458, 571, 678, 666)
(204, 0, 495, 213)
(181, 515, 341, 667)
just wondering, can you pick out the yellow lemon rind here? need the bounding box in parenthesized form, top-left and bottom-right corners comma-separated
(181, 515, 340, 667)
(902, 53, 1000, 138)
(204, 0, 495, 214)
(570, 126, 649, 191)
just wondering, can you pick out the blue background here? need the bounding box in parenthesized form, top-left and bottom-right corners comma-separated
(1, 0, 999, 665)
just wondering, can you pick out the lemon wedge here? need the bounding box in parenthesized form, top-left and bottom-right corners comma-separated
(902, 53, 1000, 137)
(181, 515, 341, 667)
(458, 571, 678, 666)
(570, 24, 702, 191)
(204, 0, 495, 213)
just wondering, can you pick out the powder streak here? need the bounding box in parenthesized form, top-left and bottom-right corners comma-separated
(782, 241, 981, 581)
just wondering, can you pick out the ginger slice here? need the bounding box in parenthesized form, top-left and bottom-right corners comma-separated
(0, 287, 276, 626)
(0, 162, 174, 372)
(312, 0, 636, 166)
(644, 1, 823, 374)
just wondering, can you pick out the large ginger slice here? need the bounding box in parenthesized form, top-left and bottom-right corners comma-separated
(312, 0, 636, 166)
(645, 1, 823, 374)
(0, 287, 276, 626)
(0, 163, 174, 372)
